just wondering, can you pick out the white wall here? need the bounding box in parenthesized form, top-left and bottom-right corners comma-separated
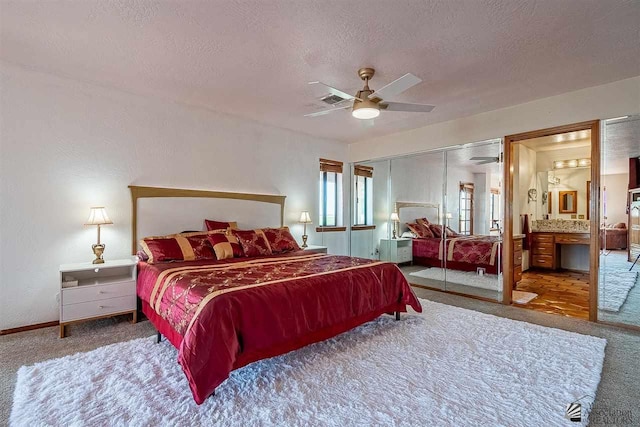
(0, 63, 347, 330)
(602, 173, 630, 225)
(349, 76, 640, 162)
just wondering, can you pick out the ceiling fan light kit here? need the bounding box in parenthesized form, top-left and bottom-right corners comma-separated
(307, 67, 435, 122)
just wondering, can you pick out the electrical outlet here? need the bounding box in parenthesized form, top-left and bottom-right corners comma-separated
(476, 267, 486, 276)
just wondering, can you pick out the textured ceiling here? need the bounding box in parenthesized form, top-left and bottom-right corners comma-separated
(1, 0, 639, 143)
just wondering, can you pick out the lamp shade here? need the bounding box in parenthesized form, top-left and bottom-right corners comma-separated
(85, 207, 113, 226)
(445, 212, 453, 219)
(390, 212, 400, 222)
(299, 211, 312, 223)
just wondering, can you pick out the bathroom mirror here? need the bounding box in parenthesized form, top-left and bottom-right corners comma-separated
(559, 190, 577, 213)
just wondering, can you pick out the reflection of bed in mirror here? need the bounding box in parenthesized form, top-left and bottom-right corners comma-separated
(396, 201, 502, 275)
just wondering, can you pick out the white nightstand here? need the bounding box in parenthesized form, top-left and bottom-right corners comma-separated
(59, 258, 137, 338)
(379, 238, 413, 264)
(303, 245, 328, 254)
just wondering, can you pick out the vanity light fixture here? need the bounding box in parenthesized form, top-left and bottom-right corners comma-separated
(553, 158, 591, 169)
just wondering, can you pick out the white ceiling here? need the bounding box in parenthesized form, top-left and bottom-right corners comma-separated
(1, 0, 639, 143)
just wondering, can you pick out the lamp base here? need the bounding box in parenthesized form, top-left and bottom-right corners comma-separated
(92, 243, 105, 264)
(392, 229, 397, 239)
(301, 234, 308, 248)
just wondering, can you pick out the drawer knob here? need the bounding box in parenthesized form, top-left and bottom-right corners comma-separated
(98, 305, 105, 309)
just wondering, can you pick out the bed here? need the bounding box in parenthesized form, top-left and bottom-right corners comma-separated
(396, 201, 501, 274)
(131, 186, 422, 404)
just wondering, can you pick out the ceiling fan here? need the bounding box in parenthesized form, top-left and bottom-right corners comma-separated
(305, 68, 435, 120)
(470, 156, 502, 164)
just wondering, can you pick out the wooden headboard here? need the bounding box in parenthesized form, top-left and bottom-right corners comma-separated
(129, 185, 286, 254)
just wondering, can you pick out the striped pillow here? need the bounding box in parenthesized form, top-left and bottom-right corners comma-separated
(232, 229, 273, 258)
(207, 233, 244, 260)
(261, 226, 300, 253)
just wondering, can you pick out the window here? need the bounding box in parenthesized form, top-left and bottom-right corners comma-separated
(353, 165, 373, 226)
(490, 188, 500, 230)
(319, 158, 343, 228)
(459, 182, 474, 235)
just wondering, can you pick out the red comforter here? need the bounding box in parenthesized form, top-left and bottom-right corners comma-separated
(413, 235, 500, 265)
(137, 251, 421, 404)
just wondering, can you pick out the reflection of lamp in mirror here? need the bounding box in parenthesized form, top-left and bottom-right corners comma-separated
(85, 207, 113, 264)
(390, 212, 400, 239)
(299, 211, 312, 248)
(445, 212, 452, 227)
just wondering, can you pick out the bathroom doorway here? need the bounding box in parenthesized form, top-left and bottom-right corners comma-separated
(503, 121, 600, 321)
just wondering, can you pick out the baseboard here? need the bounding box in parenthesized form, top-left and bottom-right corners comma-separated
(0, 320, 59, 335)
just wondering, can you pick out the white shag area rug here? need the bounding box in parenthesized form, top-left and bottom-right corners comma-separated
(11, 300, 606, 427)
(598, 252, 638, 312)
(409, 268, 502, 291)
(512, 290, 538, 304)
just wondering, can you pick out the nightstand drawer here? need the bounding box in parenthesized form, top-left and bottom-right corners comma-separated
(61, 295, 136, 322)
(61, 281, 135, 306)
(397, 246, 412, 260)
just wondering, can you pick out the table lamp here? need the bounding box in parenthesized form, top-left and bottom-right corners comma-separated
(85, 207, 113, 264)
(299, 211, 312, 248)
(390, 212, 400, 239)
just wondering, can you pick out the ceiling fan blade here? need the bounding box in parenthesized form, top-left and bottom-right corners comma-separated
(304, 105, 351, 117)
(308, 81, 362, 102)
(470, 156, 500, 164)
(368, 73, 422, 101)
(380, 102, 435, 113)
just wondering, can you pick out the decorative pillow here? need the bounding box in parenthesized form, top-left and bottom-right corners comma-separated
(416, 217, 431, 227)
(401, 231, 416, 238)
(136, 250, 149, 262)
(613, 222, 627, 229)
(207, 233, 244, 259)
(232, 229, 273, 257)
(445, 226, 459, 237)
(205, 219, 238, 231)
(429, 224, 443, 238)
(140, 231, 218, 263)
(261, 227, 300, 253)
(406, 222, 434, 239)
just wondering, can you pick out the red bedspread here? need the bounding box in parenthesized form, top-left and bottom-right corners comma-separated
(137, 251, 421, 404)
(412, 236, 501, 269)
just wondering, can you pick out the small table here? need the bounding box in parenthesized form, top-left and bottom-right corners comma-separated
(303, 245, 328, 254)
(59, 258, 137, 338)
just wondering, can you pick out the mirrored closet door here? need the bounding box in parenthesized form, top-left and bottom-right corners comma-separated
(350, 138, 504, 302)
(598, 115, 640, 328)
(441, 141, 503, 301)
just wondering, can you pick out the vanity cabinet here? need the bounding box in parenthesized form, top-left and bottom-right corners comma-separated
(531, 233, 556, 269)
(530, 232, 590, 270)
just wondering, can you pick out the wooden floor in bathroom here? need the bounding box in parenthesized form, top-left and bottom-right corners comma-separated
(515, 269, 590, 319)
